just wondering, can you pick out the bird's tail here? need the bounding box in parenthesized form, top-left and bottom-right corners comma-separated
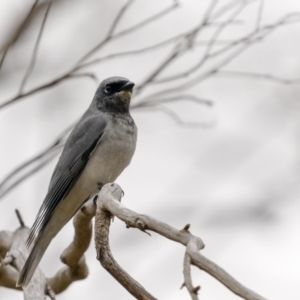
(17, 235, 51, 288)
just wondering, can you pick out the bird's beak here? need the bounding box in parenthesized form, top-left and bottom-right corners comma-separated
(120, 81, 135, 92)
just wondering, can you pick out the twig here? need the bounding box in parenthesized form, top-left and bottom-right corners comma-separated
(94, 184, 157, 300)
(135, 0, 218, 94)
(0, 0, 39, 72)
(0, 72, 96, 110)
(136, 105, 214, 128)
(19, 0, 53, 94)
(132, 94, 213, 108)
(0, 123, 73, 200)
(153, 0, 250, 84)
(216, 70, 300, 84)
(76, 0, 178, 66)
(106, 0, 134, 38)
(15, 210, 25, 227)
(255, 0, 264, 31)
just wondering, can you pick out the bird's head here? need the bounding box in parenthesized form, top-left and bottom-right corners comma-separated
(94, 77, 135, 113)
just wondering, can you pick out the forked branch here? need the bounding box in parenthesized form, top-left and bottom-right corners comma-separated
(93, 183, 267, 300)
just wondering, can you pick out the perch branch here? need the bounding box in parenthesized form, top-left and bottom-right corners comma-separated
(95, 183, 267, 300)
(94, 184, 157, 300)
(19, 0, 53, 94)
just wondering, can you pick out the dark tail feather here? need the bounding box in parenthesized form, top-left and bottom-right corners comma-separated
(17, 235, 51, 287)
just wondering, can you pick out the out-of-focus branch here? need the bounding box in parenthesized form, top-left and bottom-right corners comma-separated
(1, 211, 48, 299)
(76, 0, 178, 66)
(94, 184, 158, 300)
(0, 0, 40, 72)
(0, 72, 97, 110)
(135, 0, 218, 94)
(216, 70, 300, 84)
(94, 183, 267, 300)
(47, 198, 95, 294)
(19, 0, 53, 94)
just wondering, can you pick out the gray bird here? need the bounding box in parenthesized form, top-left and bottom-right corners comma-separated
(17, 76, 137, 287)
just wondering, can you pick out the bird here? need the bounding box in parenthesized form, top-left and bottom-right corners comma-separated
(17, 76, 137, 287)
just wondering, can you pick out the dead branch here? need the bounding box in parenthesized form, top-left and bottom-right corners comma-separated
(19, 0, 53, 94)
(216, 70, 300, 84)
(181, 252, 200, 300)
(1, 211, 48, 299)
(94, 183, 267, 300)
(94, 184, 157, 300)
(0, 0, 40, 71)
(47, 198, 95, 294)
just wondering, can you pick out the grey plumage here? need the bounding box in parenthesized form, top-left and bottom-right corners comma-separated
(17, 77, 137, 287)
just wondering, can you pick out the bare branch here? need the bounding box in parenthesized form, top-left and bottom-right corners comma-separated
(136, 105, 214, 128)
(4, 225, 47, 299)
(152, 0, 249, 85)
(182, 253, 199, 300)
(19, 0, 53, 94)
(132, 94, 213, 108)
(135, 0, 218, 94)
(76, 0, 178, 66)
(0, 72, 96, 110)
(255, 0, 264, 31)
(47, 198, 95, 294)
(106, 0, 134, 38)
(95, 184, 157, 300)
(0, 123, 73, 200)
(216, 70, 300, 84)
(78, 34, 185, 70)
(96, 183, 267, 300)
(0, 0, 40, 72)
(15, 210, 25, 228)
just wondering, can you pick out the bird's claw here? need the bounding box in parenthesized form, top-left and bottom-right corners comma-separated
(97, 182, 104, 190)
(93, 195, 98, 205)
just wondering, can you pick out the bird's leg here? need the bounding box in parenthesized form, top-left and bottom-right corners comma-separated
(93, 195, 98, 205)
(97, 182, 104, 190)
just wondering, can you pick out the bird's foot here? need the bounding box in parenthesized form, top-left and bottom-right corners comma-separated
(97, 182, 104, 190)
(93, 195, 98, 205)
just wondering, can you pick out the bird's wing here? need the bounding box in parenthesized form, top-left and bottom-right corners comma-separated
(27, 113, 107, 246)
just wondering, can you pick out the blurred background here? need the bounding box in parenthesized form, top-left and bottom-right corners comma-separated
(0, 0, 300, 299)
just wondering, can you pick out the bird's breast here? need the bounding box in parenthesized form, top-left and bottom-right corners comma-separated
(75, 116, 137, 197)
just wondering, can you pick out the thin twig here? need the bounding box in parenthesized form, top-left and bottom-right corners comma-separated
(154, 0, 250, 84)
(135, 105, 214, 128)
(216, 70, 300, 84)
(15, 210, 25, 227)
(19, 0, 53, 94)
(255, 0, 264, 31)
(135, 0, 218, 94)
(0, 0, 39, 72)
(106, 0, 134, 38)
(76, 0, 178, 66)
(0, 72, 96, 110)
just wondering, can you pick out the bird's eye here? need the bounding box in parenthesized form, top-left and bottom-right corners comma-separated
(104, 85, 112, 95)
